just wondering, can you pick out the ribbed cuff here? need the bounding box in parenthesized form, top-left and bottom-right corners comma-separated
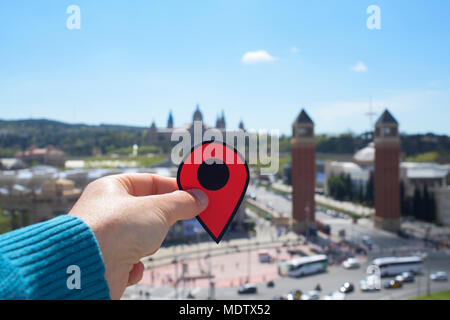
(0, 215, 110, 300)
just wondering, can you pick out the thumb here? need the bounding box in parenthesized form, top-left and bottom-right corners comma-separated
(150, 189, 209, 226)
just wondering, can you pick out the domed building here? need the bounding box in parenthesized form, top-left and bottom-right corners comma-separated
(353, 142, 375, 169)
(324, 142, 374, 196)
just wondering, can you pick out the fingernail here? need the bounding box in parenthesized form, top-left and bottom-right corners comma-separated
(187, 189, 209, 207)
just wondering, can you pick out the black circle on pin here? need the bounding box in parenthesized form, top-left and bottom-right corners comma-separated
(197, 158, 230, 191)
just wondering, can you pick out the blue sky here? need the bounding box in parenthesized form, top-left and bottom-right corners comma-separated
(1, 0, 449, 135)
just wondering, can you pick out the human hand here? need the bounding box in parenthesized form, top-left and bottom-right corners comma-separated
(68, 173, 208, 299)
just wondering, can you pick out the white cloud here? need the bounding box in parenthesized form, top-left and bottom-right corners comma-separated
(290, 46, 298, 53)
(350, 61, 368, 72)
(241, 50, 277, 64)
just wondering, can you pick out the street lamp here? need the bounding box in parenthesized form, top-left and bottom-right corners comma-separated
(247, 233, 253, 283)
(196, 229, 202, 272)
(147, 257, 154, 286)
(172, 257, 178, 299)
(305, 203, 310, 241)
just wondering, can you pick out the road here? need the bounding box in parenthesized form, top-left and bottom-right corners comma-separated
(248, 184, 440, 255)
(124, 183, 450, 300)
(124, 249, 450, 300)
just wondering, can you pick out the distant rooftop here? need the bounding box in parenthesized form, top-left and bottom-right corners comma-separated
(376, 109, 398, 125)
(401, 162, 449, 180)
(296, 109, 314, 124)
(354, 142, 374, 163)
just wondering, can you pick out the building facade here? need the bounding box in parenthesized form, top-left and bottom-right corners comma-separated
(147, 104, 245, 146)
(16, 145, 66, 167)
(0, 178, 81, 229)
(435, 187, 450, 227)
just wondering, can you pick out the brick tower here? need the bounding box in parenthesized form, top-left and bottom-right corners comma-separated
(374, 109, 401, 231)
(291, 109, 316, 234)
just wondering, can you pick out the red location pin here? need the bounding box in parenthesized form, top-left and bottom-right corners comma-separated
(177, 141, 249, 243)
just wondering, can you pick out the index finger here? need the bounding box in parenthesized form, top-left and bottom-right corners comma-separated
(114, 173, 178, 197)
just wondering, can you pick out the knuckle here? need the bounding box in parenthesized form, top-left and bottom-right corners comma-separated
(174, 190, 197, 205)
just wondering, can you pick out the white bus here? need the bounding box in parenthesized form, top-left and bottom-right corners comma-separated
(279, 254, 328, 278)
(370, 256, 423, 277)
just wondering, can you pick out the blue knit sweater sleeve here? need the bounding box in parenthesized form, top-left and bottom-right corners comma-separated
(0, 215, 110, 300)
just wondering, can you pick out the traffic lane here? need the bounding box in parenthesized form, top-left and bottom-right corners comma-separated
(214, 256, 450, 300)
(215, 265, 363, 300)
(214, 261, 388, 300)
(248, 185, 291, 216)
(316, 211, 423, 251)
(378, 277, 450, 300)
(250, 185, 423, 251)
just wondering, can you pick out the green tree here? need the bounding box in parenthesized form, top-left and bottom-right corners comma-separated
(429, 194, 437, 223)
(344, 173, 353, 201)
(413, 187, 423, 221)
(423, 185, 431, 222)
(357, 184, 364, 203)
(328, 175, 346, 200)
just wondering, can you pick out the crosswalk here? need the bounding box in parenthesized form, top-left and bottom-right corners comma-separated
(122, 284, 206, 300)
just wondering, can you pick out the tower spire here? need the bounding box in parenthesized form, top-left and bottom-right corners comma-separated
(167, 110, 174, 129)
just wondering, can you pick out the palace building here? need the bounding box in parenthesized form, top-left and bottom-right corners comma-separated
(147, 104, 246, 145)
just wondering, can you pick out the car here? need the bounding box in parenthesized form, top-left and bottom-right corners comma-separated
(238, 283, 258, 294)
(342, 258, 361, 269)
(272, 295, 287, 300)
(397, 229, 410, 239)
(362, 235, 373, 246)
(266, 280, 275, 288)
(339, 282, 354, 294)
(249, 192, 257, 200)
(396, 272, 414, 283)
(384, 279, 403, 289)
(430, 271, 448, 281)
(322, 291, 346, 300)
(300, 290, 320, 300)
(286, 290, 302, 300)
